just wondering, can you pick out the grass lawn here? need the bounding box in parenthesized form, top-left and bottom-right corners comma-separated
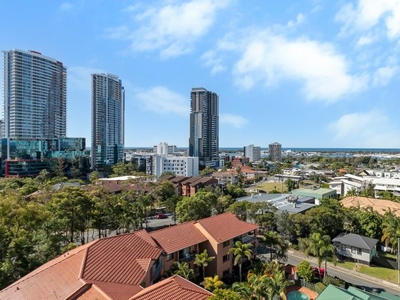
(253, 179, 317, 193)
(336, 261, 398, 283)
(378, 251, 397, 261)
(253, 181, 288, 193)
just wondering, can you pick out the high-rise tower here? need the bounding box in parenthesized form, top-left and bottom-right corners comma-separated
(189, 87, 219, 168)
(91, 73, 125, 170)
(269, 142, 282, 161)
(3, 49, 67, 139)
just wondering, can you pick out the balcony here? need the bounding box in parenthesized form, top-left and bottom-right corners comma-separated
(234, 235, 256, 244)
(152, 260, 163, 280)
(179, 252, 196, 263)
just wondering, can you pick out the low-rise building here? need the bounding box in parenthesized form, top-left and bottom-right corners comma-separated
(332, 233, 378, 265)
(291, 188, 336, 203)
(0, 212, 257, 300)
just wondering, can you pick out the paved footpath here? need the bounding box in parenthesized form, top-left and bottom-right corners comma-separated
(288, 249, 400, 292)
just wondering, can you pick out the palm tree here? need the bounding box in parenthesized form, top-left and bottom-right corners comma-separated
(203, 275, 224, 292)
(231, 281, 253, 299)
(260, 231, 288, 261)
(381, 211, 400, 251)
(266, 270, 289, 300)
(194, 249, 215, 279)
(173, 262, 194, 280)
(229, 241, 253, 282)
(299, 232, 335, 280)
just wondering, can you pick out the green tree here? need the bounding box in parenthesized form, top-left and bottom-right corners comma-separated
(299, 232, 336, 280)
(266, 269, 290, 300)
(229, 241, 253, 282)
(208, 288, 241, 300)
(296, 260, 314, 282)
(176, 196, 212, 222)
(203, 275, 224, 292)
(164, 194, 182, 224)
(381, 211, 400, 251)
(47, 186, 93, 243)
(173, 261, 194, 280)
(194, 249, 215, 279)
(259, 230, 288, 262)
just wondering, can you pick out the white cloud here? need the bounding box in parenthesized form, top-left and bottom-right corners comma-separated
(68, 66, 105, 91)
(229, 31, 368, 102)
(329, 110, 400, 147)
(372, 66, 398, 87)
(60, 2, 73, 11)
(107, 0, 231, 59)
(220, 114, 248, 128)
(335, 0, 400, 41)
(201, 50, 226, 74)
(134, 86, 188, 115)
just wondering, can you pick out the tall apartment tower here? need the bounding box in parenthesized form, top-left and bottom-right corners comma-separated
(269, 142, 282, 161)
(91, 73, 125, 170)
(3, 49, 67, 139)
(244, 144, 261, 163)
(189, 87, 219, 168)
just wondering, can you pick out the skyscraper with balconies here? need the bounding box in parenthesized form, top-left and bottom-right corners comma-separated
(189, 87, 219, 168)
(91, 73, 125, 170)
(3, 49, 67, 139)
(269, 142, 282, 161)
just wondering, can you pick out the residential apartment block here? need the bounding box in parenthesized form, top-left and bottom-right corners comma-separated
(189, 87, 219, 168)
(91, 73, 125, 170)
(3, 49, 66, 139)
(269, 142, 282, 161)
(244, 144, 261, 163)
(0, 212, 258, 300)
(152, 155, 199, 179)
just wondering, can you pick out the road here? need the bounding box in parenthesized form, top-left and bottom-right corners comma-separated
(143, 214, 176, 229)
(287, 253, 400, 296)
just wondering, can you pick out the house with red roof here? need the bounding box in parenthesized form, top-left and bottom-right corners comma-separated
(0, 212, 258, 300)
(150, 212, 259, 280)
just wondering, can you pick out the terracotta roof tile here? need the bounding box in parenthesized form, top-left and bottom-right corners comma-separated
(129, 275, 212, 300)
(78, 282, 144, 300)
(341, 196, 400, 217)
(196, 212, 259, 243)
(82, 231, 162, 285)
(0, 245, 91, 300)
(150, 222, 208, 254)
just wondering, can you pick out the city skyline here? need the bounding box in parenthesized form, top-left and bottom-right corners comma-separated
(1, 1, 400, 148)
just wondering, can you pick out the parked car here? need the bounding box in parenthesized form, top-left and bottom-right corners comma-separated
(314, 267, 325, 278)
(155, 213, 168, 219)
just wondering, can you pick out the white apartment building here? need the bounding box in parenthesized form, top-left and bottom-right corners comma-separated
(329, 173, 400, 197)
(153, 155, 199, 179)
(153, 142, 179, 155)
(244, 144, 261, 163)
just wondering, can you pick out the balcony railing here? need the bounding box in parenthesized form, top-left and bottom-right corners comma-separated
(179, 253, 196, 262)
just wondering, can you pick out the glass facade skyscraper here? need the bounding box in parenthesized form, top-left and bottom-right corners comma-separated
(189, 87, 219, 168)
(3, 49, 67, 140)
(91, 73, 125, 170)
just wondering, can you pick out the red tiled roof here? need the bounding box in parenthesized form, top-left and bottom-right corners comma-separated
(82, 231, 162, 285)
(0, 244, 91, 300)
(0, 231, 162, 300)
(196, 212, 259, 243)
(78, 282, 144, 300)
(129, 275, 212, 300)
(150, 222, 208, 254)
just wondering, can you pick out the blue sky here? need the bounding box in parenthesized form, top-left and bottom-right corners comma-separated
(2, 0, 400, 148)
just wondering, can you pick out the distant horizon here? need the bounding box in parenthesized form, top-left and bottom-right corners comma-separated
(120, 146, 400, 151)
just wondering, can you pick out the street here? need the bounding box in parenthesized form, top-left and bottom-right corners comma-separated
(287, 253, 400, 296)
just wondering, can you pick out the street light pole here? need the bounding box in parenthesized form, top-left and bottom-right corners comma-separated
(398, 237, 400, 286)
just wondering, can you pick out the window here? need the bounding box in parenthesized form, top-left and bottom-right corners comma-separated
(351, 247, 361, 255)
(341, 244, 346, 251)
(166, 253, 173, 261)
(223, 240, 230, 247)
(223, 254, 230, 262)
(223, 268, 230, 277)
